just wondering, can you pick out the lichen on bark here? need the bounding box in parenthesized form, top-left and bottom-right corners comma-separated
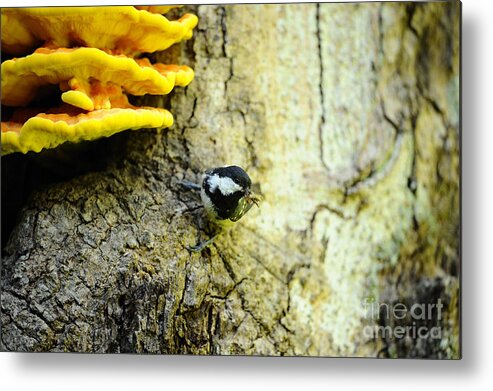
(1, 2, 460, 357)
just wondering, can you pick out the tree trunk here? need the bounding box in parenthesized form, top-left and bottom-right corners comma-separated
(1, 2, 460, 357)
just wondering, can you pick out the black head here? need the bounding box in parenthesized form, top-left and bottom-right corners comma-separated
(202, 165, 253, 220)
(205, 165, 252, 191)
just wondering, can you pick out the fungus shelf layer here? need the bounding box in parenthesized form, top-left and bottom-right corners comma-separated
(2, 47, 195, 109)
(1, 6, 198, 56)
(1, 107, 174, 155)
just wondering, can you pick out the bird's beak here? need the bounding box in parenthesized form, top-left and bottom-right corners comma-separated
(245, 189, 261, 207)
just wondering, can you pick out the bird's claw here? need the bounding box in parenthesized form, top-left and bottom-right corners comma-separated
(177, 180, 201, 191)
(187, 233, 220, 253)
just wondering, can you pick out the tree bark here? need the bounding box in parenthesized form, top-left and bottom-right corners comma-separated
(1, 3, 460, 357)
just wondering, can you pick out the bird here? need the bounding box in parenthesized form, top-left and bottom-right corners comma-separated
(179, 165, 261, 252)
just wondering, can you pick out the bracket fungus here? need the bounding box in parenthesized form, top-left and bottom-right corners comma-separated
(1, 6, 198, 155)
(1, 7, 198, 56)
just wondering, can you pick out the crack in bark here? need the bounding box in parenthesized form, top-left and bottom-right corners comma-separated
(316, 4, 330, 174)
(345, 124, 405, 196)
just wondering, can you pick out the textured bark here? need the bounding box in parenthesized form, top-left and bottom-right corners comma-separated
(1, 3, 460, 357)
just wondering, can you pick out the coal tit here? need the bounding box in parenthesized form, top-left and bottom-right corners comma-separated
(201, 166, 260, 225)
(182, 165, 261, 252)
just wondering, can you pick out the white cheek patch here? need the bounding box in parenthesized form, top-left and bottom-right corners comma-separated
(208, 174, 242, 195)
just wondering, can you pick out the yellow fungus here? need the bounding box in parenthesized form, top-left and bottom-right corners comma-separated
(1, 6, 198, 56)
(0, 5, 197, 155)
(1, 107, 174, 155)
(1, 47, 195, 109)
